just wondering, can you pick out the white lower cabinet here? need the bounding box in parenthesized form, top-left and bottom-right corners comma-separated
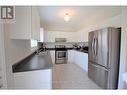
(68, 50, 88, 72)
(14, 69, 52, 89)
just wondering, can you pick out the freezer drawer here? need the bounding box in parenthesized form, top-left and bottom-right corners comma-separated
(88, 62, 109, 89)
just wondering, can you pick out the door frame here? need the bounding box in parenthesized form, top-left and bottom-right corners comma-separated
(0, 23, 7, 88)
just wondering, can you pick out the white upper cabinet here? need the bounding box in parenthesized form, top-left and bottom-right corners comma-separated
(10, 7, 31, 39)
(31, 7, 40, 41)
(11, 6, 40, 40)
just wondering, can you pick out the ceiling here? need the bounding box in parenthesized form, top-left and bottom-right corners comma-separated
(38, 6, 121, 32)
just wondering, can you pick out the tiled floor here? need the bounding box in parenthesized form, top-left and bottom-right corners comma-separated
(52, 63, 101, 89)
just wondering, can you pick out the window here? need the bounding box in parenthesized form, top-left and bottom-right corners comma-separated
(31, 39, 37, 48)
(40, 28, 44, 42)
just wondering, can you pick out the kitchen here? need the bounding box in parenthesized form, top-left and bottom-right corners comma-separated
(0, 6, 127, 89)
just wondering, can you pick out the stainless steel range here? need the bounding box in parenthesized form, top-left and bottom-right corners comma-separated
(55, 45, 67, 64)
(55, 38, 68, 64)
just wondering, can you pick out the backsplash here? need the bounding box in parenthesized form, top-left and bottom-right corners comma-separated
(38, 42, 88, 49)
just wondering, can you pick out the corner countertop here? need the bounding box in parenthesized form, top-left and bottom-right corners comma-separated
(13, 51, 53, 73)
(73, 49, 88, 53)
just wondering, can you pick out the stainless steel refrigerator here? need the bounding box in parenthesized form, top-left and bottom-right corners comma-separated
(88, 27, 121, 89)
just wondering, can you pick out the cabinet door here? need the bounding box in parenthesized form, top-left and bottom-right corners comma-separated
(68, 50, 76, 64)
(14, 69, 52, 89)
(31, 7, 40, 40)
(36, 9, 40, 41)
(10, 7, 32, 39)
(68, 50, 88, 72)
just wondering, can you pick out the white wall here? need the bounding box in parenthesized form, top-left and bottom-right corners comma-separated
(4, 24, 35, 89)
(44, 14, 121, 43)
(118, 7, 127, 89)
(76, 14, 122, 42)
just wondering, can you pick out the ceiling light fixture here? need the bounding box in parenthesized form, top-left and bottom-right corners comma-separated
(64, 13, 70, 22)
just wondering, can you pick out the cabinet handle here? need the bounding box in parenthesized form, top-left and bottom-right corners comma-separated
(0, 76, 2, 79)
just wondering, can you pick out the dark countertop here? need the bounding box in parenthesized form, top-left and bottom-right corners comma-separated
(13, 51, 53, 73)
(74, 49, 88, 53)
(45, 47, 88, 53)
(46, 47, 74, 50)
(70, 46, 88, 53)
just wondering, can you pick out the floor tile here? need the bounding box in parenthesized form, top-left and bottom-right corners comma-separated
(52, 63, 101, 89)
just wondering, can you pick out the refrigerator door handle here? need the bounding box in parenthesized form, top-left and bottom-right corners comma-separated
(94, 38, 96, 56)
(94, 38, 97, 56)
(93, 38, 96, 56)
(92, 38, 94, 56)
(90, 63, 109, 71)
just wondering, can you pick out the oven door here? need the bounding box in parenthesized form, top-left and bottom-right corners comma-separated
(56, 51, 67, 60)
